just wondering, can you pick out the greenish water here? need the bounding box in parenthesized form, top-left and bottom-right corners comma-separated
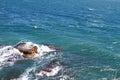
(0, 0, 120, 80)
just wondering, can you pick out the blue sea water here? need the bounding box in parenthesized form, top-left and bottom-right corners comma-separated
(0, 0, 120, 80)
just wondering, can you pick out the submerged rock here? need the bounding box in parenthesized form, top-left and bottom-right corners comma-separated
(36, 59, 62, 77)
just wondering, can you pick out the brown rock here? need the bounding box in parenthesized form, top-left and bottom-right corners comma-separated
(14, 42, 38, 58)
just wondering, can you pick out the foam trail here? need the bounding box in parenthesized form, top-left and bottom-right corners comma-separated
(60, 75, 75, 80)
(30, 42, 56, 57)
(88, 7, 95, 11)
(17, 67, 35, 80)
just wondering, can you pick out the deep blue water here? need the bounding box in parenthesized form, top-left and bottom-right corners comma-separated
(0, 0, 120, 80)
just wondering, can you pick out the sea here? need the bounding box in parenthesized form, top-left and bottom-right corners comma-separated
(0, 0, 120, 80)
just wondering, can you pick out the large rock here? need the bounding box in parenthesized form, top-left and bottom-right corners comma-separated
(14, 42, 62, 58)
(14, 42, 38, 58)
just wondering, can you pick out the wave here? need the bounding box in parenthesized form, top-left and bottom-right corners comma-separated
(0, 46, 23, 69)
(0, 42, 72, 80)
(0, 42, 120, 79)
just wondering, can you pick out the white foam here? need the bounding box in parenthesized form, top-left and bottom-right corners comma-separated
(20, 42, 55, 57)
(0, 46, 24, 70)
(60, 75, 70, 80)
(36, 66, 62, 77)
(88, 8, 95, 11)
(32, 44, 56, 57)
(112, 42, 118, 45)
(0, 46, 23, 62)
(38, 45, 55, 55)
(0, 42, 56, 62)
(33, 26, 38, 29)
(18, 67, 35, 80)
(59, 75, 75, 80)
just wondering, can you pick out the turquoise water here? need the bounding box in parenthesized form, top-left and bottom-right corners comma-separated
(0, 0, 120, 80)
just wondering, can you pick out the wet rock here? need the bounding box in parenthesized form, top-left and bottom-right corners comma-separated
(36, 59, 62, 77)
(14, 42, 38, 58)
(14, 42, 61, 58)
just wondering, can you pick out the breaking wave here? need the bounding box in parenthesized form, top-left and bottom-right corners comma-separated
(0, 42, 74, 80)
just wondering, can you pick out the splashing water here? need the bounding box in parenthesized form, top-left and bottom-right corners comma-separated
(0, 42, 73, 80)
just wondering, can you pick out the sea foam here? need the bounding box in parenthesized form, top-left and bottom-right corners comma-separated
(0, 46, 23, 62)
(0, 42, 62, 79)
